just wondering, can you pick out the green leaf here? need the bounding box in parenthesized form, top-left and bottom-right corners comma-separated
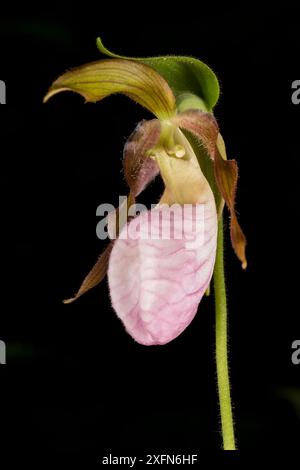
(96, 37, 220, 112)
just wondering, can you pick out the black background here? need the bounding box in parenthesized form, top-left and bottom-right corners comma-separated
(0, 4, 299, 466)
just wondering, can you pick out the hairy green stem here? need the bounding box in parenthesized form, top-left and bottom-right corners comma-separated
(213, 218, 236, 450)
(178, 93, 236, 449)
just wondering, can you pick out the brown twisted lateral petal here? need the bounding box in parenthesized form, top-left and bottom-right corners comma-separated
(63, 243, 113, 304)
(174, 109, 247, 268)
(214, 140, 247, 269)
(63, 120, 162, 304)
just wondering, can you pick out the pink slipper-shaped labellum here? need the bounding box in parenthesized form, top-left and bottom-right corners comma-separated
(108, 201, 217, 345)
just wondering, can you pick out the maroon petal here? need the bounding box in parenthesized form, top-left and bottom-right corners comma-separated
(175, 110, 247, 268)
(63, 242, 113, 304)
(123, 119, 161, 198)
(64, 120, 162, 304)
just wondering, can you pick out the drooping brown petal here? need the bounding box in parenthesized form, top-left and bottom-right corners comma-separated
(214, 143, 247, 269)
(175, 110, 247, 268)
(64, 120, 162, 304)
(63, 242, 113, 304)
(123, 119, 161, 198)
(64, 202, 130, 304)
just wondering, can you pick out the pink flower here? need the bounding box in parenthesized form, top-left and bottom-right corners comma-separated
(108, 201, 217, 345)
(106, 122, 218, 345)
(44, 56, 246, 345)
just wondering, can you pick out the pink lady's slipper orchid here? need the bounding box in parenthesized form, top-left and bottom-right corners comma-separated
(44, 43, 246, 346)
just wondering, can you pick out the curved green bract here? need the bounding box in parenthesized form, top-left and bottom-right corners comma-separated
(96, 38, 220, 112)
